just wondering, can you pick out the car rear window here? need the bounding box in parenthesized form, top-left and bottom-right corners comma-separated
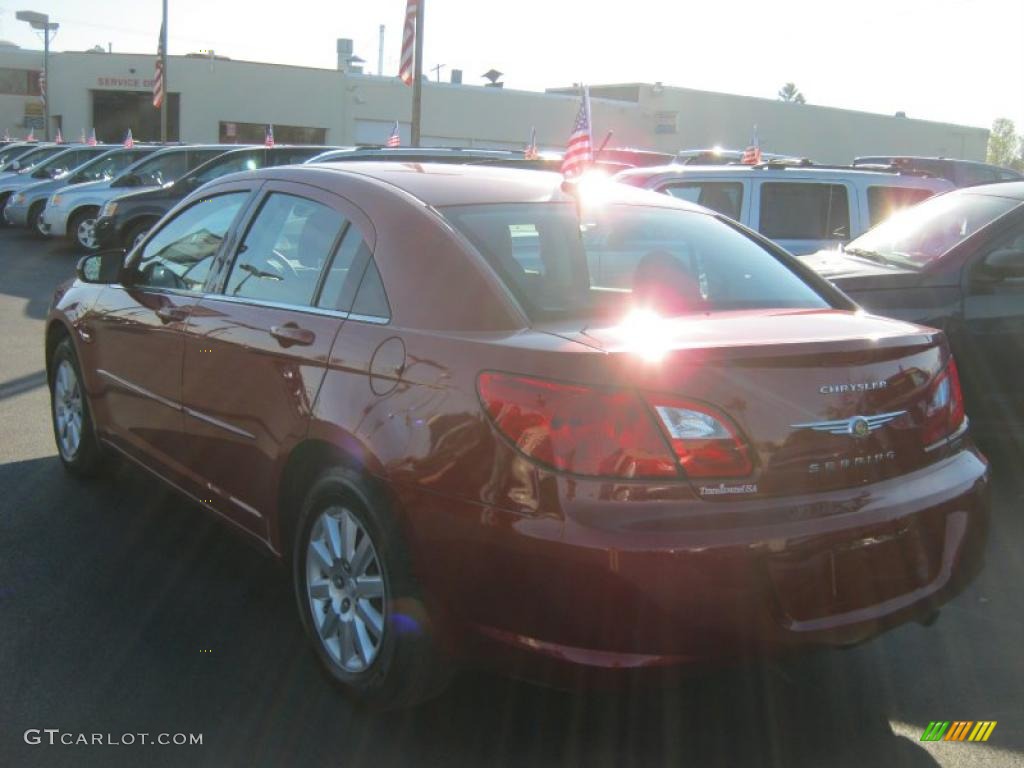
(867, 186, 936, 226)
(759, 182, 850, 240)
(443, 203, 829, 321)
(661, 181, 743, 220)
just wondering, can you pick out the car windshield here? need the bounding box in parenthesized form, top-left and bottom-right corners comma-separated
(73, 152, 143, 182)
(0, 146, 30, 167)
(845, 190, 1021, 269)
(122, 152, 189, 186)
(189, 152, 261, 184)
(6, 146, 64, 171)
(443, 202, 829, 321)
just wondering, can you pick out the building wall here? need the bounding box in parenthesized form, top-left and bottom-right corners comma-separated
(2, 47, 989, 163)
(0, 46, 44, 139)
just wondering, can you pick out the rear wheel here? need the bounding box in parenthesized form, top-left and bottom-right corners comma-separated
(49, 338, 105, 477)
(28, 201, 47, 239)
(293, 467, 450, 709)
(0, 192, 11, 229)
(68, 208, 100, 251)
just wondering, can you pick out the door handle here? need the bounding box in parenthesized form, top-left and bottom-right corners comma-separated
(270, 323, 315, 347)
(156, 306, 189, 324)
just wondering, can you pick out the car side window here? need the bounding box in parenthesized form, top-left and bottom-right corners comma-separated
(134, 192, 249, 292)
(316, 226, 371, 312)
(350, 259, 391, 320)
(866, 186, 935, 226)
(661, 181, 743, 220)
(759, 182, 850, 240)
(224, 192, 346, 307)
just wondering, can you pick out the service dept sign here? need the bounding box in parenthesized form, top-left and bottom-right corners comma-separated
(96, 76, 158, 89)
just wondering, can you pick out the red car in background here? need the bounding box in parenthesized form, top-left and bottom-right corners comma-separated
(47, 163, 988, 708)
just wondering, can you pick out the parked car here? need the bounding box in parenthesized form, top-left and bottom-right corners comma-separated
(93, 145, 333, 250)
(0, 142, 41, 171)
(49, 163, 988, 707)
(676, 148, 798, 165)
(0, 145, 114, 227)
(41, 145, 237, 251)
(799, 182, 1024, 432)
(0, 143, 64, 176)
(617, 163, 954, 254)
(308, 146, 562, 170)
(3, 146, 159, 235)
(853, 156, 1022, 187)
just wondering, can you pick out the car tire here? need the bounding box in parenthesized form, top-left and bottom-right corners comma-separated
(49, 337, 105, 477)
(68, 207, 101, 251)
(0, 192, 10, 229)
(293, 466, 451, 710)
(28, 201, 47, 239)
(124, 220, 152, 252)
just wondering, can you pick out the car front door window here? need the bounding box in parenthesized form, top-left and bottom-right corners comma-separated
(132, 192, 248, 292)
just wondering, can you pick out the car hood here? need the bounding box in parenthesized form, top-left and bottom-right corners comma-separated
(0, 173, 47, 194)
(54, 179, 112, 197)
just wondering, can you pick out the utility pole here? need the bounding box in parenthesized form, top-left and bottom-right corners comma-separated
(430, 63, 445, 82)
(377, 24, 385, 76)
(160, 0, 168, 142)
(15, 11, 58, 141)
(410, 0, 424, 146)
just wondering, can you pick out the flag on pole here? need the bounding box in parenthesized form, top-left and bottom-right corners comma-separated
(560, 87, 593, 179)
(38, 70, 46, 106)
(55, 128, 63, 144)
(153, 21, 166, 108)
(386, 121, 401, 147)
(123, 129, 134, 148)
(265, 124, 275, 148)
(26, 128, 36, 142)
(524, 127, 539, 160)
(86, 128, 98, 146)
(741, 125, 762, 164)
(398, 0, 418, 86)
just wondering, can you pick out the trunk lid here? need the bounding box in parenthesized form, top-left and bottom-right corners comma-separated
(540, 308, 950, 498)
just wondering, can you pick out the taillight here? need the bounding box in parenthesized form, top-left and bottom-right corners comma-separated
(477, 372, 755, 480)
(477, 373, 677, 478)
(646, 397, 754, 478)
(922, 358, 965, 446)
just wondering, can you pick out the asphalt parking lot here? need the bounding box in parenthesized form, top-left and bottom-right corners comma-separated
(0, 226, 1022, 768)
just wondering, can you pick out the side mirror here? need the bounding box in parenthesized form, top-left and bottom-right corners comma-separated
(979, 248, 1024, 281)
(76, 249, 126, 284)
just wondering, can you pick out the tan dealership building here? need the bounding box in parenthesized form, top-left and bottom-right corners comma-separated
(0, 39, 989, 163)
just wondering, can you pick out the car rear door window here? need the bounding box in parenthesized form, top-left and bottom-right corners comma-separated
(134, 192, 248, 292)
(866, 186, 936, 226)
(224, 192, 346, 307)
(350, 259, 390, 320)
(759, 182, 850, 240)
(316, 226, 371, 312)
(661, 181, 743, 220)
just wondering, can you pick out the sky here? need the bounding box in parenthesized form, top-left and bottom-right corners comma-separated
(1, 0, 1021, 133)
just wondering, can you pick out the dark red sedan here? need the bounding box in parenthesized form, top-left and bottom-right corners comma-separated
(47, 163, 989, 708)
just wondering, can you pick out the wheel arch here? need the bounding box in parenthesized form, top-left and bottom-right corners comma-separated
(44, 319, 72, 382)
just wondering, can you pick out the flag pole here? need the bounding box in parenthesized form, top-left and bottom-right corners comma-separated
(160, 0, 169, 142)
(410, 0, 425, 147)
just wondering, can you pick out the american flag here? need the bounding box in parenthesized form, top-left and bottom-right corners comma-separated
(398, 0, 417, 86)
(265, 124, 275, 148)
(26, 128, 36, 142)
(123, 129, 134, 148)
(153, 22, 166, 109)
(741, 125, 762, 164)
(524, 127, 538, 160)
(560, 88, 593, 178)
(386, 121, 401, 147)
(86, 128, 97, 146)
(38, 70, 45, 106)
(54, 128, 63, 144)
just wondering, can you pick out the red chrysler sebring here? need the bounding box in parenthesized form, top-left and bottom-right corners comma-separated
(46, 163, 989, 708)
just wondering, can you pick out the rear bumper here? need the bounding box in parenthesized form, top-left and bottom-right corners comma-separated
(398, 446, 989, 679)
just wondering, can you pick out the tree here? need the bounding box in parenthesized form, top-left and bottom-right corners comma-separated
(778, 82, 806, 104)
(987, 118, 1022, 170)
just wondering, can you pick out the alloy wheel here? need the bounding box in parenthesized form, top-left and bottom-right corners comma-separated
(77, 218, 98, 250)
(305, 505, 387, 673)
(53, 360, 83, 460)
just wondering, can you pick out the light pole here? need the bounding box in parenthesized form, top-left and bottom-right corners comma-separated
(16, 10, 59, 141)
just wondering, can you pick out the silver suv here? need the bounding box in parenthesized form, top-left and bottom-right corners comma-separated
(616, 163, 954, 254)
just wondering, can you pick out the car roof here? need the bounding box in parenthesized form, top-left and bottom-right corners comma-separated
(957, 181, 1024, 200)
(617, 163, 952, 187)
(255, 161, 700, 209)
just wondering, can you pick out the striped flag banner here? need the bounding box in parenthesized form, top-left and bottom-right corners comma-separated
(560, 87, 593, 179)
(87, 128, 98, 146)
(265, 124, 275, 148)
(386, 121, 401, 147)
(524, 127, 538, 160)
(398, 0, 418, 86)
(153, 21, 166, 108)
(124, 129, 134, 148)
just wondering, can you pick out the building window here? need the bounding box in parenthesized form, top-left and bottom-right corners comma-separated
(219, 121, 326, 145)
(0, 68, 41, 96)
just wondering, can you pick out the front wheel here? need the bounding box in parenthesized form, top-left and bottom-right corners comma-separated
(29, 201, 47, 239)
(50, 338, 105, 476)
(293, 467, 450, 709)
(68, 208, 100, 251)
